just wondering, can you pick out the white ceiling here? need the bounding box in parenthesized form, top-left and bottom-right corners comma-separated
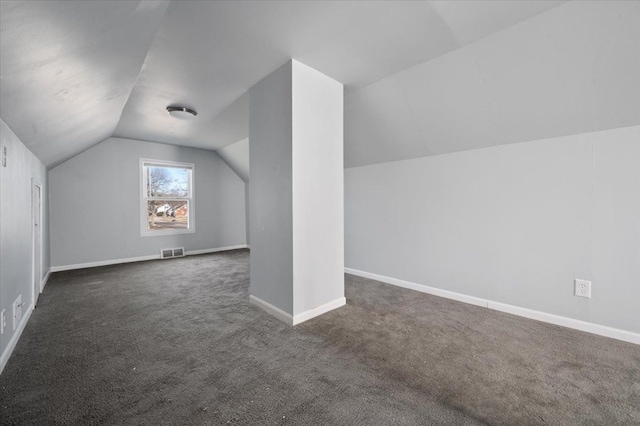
(4, 1, 636, 172)
(0, 0, 170, 167)
(217, 138, 250, 183)
(344, 0, 640, 167)
(112, 0, 461, 151)
(429, 0, 566, 45)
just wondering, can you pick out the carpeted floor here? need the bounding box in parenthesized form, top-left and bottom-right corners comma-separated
(1, 249, 639, 425)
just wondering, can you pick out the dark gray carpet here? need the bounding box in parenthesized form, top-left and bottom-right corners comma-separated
(1, 249, 639, 425)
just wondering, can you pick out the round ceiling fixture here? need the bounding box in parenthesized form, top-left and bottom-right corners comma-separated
(167, 105, 197, 120)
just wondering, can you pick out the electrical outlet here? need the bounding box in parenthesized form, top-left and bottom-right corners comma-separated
(575, 279, 591, 298)
(13, 295, 23, 330)
(0, 309, 5, 334)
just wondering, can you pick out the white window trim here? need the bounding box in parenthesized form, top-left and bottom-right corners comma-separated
(140, 158, 195, 237)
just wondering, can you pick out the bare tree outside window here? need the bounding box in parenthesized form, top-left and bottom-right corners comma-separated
(141, 160, 193, 234)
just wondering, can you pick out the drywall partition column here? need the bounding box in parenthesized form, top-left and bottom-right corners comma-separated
(249, 62, 295, 319)
(291, 61, 345, 318)
(249, 60, 345, 325)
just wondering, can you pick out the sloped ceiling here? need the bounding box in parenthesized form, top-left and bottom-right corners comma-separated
(5, 0, 635, 173)
(429, 0, 568, 45)
(0, 0, 170, 167)
(112, 0, 460, 150)
(344, 0, 640, 167)
(217, 138, 250, 183)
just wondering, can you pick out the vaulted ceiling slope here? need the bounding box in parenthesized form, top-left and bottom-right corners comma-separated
(116, 0, 568, 152)
(0, 0, 170, 167)
(344, 0, 640, 167)
(1, 0, 567, 168)
(217, 138, 250, 183)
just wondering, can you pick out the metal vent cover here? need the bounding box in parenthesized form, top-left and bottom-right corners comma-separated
(160, 247, 185, 259)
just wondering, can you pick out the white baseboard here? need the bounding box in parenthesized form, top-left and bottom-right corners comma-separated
(345, 268, 487, 308)
(293, 297, 346, 325)
(186, 245, 248, 256)
(345, 268, 640, 346)
(249, 295, 346, 326)
(50, 245, 250, 272)
(249, 295, 293, 325)
(40, 269, 51, 292)
(0, 304, 34, 375)
(50, 254, 159, 272)
(487, 301, 640, 345)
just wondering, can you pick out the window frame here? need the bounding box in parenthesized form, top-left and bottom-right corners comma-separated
(140, 158, 195, 237)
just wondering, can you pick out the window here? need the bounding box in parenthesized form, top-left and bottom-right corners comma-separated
(140, 159, 194, 236)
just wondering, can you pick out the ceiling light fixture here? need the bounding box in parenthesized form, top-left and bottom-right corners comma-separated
(167, 105, 197, 120)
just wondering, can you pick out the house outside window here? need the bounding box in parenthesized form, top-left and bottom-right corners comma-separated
(140, 159, 194, 236)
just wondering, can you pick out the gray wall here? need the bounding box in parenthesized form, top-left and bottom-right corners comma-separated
(216, 138, 249, 183)
(249, 61, 293, 313)
(345, 126, 640, 334)
(249, 60, 345, 317)
(49, 137, 246, 267)
(244, 183, 250, 246)
(215, 137, 250, 245)
(1, 119, 49, 365)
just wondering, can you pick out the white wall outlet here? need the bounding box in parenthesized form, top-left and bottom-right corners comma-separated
(13, 294, 23, 330)
(0, 309, 5, 334)
(574, 279, 591, 298)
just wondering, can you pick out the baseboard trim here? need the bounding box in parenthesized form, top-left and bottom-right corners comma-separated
(487, 301, 640, 345)
(40, 269, 51, 292)
(50, 245, 250, 272)
(345, 268, 640, 346)
(293, 297, 346, 325)
(249, 295, 293, 326)
(50, 255, 159, 272)
(0, 304, 34, 375)
(344, 268, 487, 308)
(249, 295, 346, 326)
(185, 245, 248, 256)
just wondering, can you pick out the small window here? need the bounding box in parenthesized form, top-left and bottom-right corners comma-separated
(140, 159, 194, 236)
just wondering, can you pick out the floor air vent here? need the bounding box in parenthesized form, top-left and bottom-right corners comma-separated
(160, 247, 185, 259)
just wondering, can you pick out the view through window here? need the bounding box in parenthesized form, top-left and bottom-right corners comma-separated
(141, 160, 193, 234)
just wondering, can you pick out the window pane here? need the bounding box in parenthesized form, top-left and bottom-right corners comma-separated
(147, 166, 189, 198)
(146, 201, 189, 231)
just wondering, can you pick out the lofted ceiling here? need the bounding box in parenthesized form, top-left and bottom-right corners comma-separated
(0, 0, 170, 167)
(4, 1, 636, 173)
(217, 138, 250, 183)
(344, 0, 640, 167)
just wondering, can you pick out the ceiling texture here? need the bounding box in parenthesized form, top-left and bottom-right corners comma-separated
(2, 1, 638, 173)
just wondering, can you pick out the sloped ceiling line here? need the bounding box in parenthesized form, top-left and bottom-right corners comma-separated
(0, 0, 172, 168)
(109, 10, 171, 152)
(344, 1, 640, 168)
(12, 0, 631, 172)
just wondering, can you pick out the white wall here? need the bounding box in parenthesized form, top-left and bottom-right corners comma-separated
(1, 119, 49, 371)
(345, 126, 640, 334)
(291, 60, 344, 315)
(49, 137, 246, 267)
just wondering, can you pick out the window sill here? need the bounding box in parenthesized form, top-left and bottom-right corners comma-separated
(140, 228, 196, 237)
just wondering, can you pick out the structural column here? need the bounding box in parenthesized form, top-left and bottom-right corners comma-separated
(249, 59, 345, 325)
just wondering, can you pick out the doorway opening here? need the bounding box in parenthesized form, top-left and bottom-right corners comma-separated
(32, 180, 42, 308)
